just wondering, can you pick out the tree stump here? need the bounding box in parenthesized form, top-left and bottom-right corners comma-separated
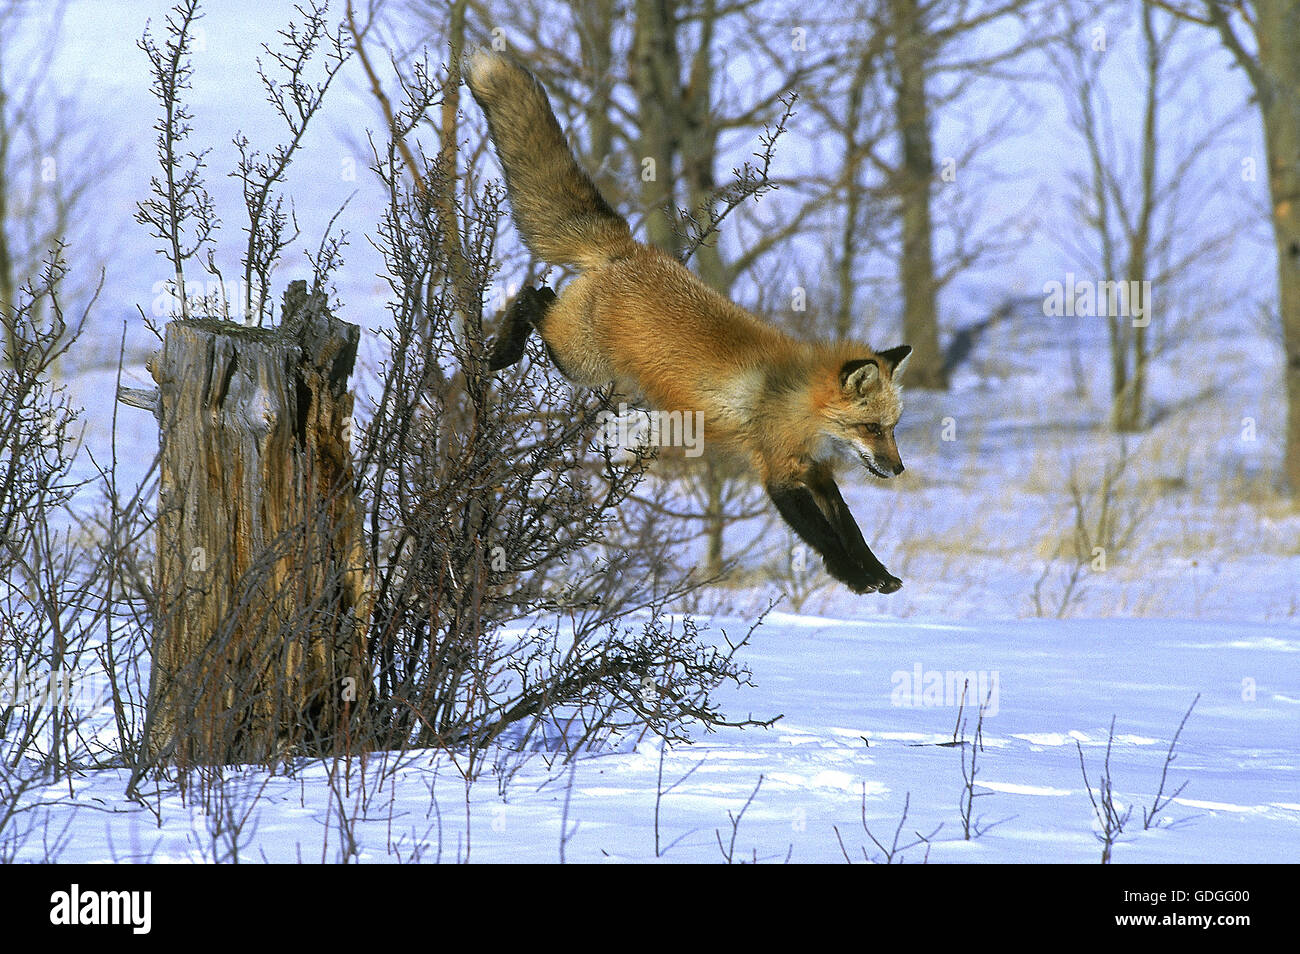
(140, 281, 369, 765)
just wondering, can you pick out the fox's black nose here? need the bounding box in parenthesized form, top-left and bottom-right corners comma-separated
(893, 462, 905, 475)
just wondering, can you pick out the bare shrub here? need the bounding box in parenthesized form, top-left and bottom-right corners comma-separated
(0, 253, 109, 855)
(957, 686, 995, 840)
(1143, 693, 1198, 830)
(1031, 441, 1151, 617)
(337, 17, 775, 772)
(834, 786, 941, 864)
(1076, 716, 1132, 864)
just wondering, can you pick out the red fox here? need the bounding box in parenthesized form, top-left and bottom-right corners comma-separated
(468, 51, 911, 594)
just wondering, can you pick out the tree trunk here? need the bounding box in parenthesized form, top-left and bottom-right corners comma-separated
(837, 42, 872, 341)
(674, 0, 735, 575)
(1115, 0, 1160, 433)
(141, 281, 369, 766)
(0, 64, 15, 366)
(890, 0, 946, 389)
(576, 0, 619, 196)
(1254, 1, 1300, 494)
(632, 0, 682, 255)
(681, 0, 727, 292)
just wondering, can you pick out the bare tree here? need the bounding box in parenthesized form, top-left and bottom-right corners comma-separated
(1145, 0, 1300, 495)
(0, 0, 118, 366)
(133, 0, 217, 326)
(1077, 717, 1133, 863)
(629, 1, 1052, 408)
(890, 0, 945, 388)
(817, 11, 895, 341)
(803, 0, 1054, 389)
(1057, 1, 1241, 432)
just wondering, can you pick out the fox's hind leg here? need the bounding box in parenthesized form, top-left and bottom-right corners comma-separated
(488, 285, 556, 372)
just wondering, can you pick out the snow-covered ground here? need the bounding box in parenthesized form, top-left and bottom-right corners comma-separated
(8, 613, 1297, 863)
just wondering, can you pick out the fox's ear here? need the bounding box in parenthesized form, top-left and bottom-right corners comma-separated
(840, 359, 880, 395)
(878, 345, 912, 380)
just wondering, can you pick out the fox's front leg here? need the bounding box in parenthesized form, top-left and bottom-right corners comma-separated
(806, 464, 901, 593)
(488, 285, 556, 372)
(766, 465, 902, 594)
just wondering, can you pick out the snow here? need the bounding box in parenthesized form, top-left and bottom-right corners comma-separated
(6, 613, 1297, 863)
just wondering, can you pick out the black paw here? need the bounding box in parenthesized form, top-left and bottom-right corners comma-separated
(874, 573, 902, 594)
(518, 285, 557, 314)
(488, 286, 556, 372)
(830, 561, 902, 595)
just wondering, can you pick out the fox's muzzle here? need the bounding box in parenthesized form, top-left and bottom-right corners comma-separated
(860, 453, 902, 479)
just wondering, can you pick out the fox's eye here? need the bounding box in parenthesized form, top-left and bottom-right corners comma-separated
(858, 423, 883, 437)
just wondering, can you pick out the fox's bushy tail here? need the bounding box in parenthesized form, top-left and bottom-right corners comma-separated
(465, 51, 635, 270)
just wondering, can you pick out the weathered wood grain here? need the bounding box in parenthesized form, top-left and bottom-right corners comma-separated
(144, 281, 369, 765)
